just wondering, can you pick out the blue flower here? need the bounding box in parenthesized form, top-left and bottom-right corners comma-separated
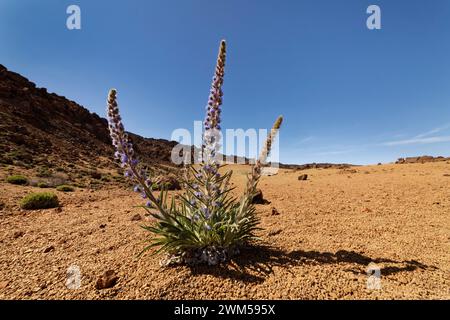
(194, 191, 202, 198)
(124, 170, 132, 178)
(203, 40, 226, 154)
(202, 207, 211, 219)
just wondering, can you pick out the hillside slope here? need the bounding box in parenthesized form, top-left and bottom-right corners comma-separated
(0, 64, 178, 175)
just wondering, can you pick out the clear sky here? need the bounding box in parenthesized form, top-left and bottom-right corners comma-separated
(1, 0, 449, 164)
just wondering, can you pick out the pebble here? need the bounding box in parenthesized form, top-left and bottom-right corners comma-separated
(131, 214, 142, 221)
(271, 207, 280, 215)
(43, 245, 55, 253)
(95, 270, 118, 290)
(0, 280, 9, 289)
(13, 231, 24, 239)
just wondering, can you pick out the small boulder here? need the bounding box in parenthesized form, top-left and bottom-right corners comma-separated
(0, 281, 9, 289)
(131, 214, 142, 221)
(43, 245, 55, 253)
(268, 228, 282, 236)
(13, 231, 24, 239)
(95, 270, 118, 290)
(153, 175, 181, 190)
(251, 189, 270, 205)
(298, 174, 308, 181)
(271, 207, 280, 215)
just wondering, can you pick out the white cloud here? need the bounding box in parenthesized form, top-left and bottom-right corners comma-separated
(382, 135, 450, 146)
(414, 123, 450, 139)
(311, 149, 355, 156)
(298, 136, 314, 144)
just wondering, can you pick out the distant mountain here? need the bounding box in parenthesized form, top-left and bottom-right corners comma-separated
(396, 156, 450, 164)
(278, 163, 356, 170)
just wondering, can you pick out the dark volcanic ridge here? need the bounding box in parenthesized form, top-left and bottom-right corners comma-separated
(0, 64, 180, 176)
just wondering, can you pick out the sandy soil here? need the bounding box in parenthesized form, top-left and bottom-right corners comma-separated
(0, 162, 449, 299)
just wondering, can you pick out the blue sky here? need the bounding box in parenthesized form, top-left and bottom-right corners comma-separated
(1, 0, 449, 164)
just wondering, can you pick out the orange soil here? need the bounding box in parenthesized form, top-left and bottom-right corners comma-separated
(0, 162, 449, 299)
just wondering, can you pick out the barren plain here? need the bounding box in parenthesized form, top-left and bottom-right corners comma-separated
(1, 162, 449, 299)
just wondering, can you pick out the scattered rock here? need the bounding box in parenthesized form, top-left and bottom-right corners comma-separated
(362, 207, 372, 213)
(153, 175, 181, 190)
(443, 174, 450, 177)
(0, 280, 9, 289)
(131, 214, 142, 221)
(271, 207, 280, 215)
(54, 207, 62, 213)
(99, 224, 106, 229)
(0, 202, 4, 210)
(339, 169, 358, 174)
(13, 231, 24, 239)
(268, 229, 282, 236)
(89, 170, 102, 180)
(251, 189, 270, 204)
(43, 245, 55, 253)
(95, 270, 118, 290)
(298, 174, 308, 181)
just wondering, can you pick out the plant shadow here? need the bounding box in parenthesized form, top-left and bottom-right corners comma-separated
(188, 245, 435, 284)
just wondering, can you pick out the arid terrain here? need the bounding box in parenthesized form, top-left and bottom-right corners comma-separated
(1, 162, 449, 299)
(1, 64, 449, 300)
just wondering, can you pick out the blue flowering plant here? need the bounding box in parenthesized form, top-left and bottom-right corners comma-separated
(107, 40, 283, 265)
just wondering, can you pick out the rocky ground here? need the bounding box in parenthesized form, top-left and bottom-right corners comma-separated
(1, 162, 450, 299)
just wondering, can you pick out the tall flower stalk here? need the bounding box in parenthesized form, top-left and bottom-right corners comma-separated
(247, 116, 283, 196)
(203, 39, 226, 166)
(107, 89, 161, 212)
(106, 40, 283, 266)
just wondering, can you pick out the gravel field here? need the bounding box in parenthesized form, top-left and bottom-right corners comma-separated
(1, 162, 449, 299)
